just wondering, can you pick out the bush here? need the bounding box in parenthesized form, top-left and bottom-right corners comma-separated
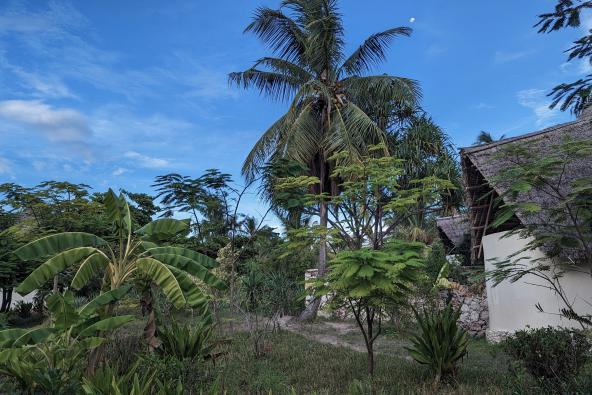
(504, 326, 591, 385)
(406, 304, 469, 387)
(12, 301, 32, 318)
(158, 318, 221, 361)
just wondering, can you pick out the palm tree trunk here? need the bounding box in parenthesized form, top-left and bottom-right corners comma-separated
(298, 199, 328, 321)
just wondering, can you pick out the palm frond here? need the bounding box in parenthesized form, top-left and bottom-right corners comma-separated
(340, 27, 412, 77)
(253, 57, 313, 82)
(228, 69, 302, 102)
(245, 7, 306, 62)
(343, 75, 421, 110)
(242, 113, 292, 182)
(325, 102, 387, 159)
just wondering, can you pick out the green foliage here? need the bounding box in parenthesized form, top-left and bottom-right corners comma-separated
(314, 240, 425, 375)
(0, 289, 134, 393)
(231, 0, 419, 207)
(153, 170, 236, 255)
(504, 327, 591, 386)
(11, 301, 32, 319)
(158, 317, 221, 361)
(14, 190, 223, 314)
(82, 362, 183, 395)
(317, 241, 425, 303)
(535, 1, 592, 114)
(406, 304, 469, 384)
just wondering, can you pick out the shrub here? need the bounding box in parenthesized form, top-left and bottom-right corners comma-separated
(158, 318, 222, 362)
(82, 363, 183, 395)
(503, 326, 591, 385)
(406, 304, 469, 387)
(12, 301, 32, 318)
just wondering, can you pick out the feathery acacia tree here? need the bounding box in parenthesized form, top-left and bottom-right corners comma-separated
(230, 0, 419, 318)
(536, 0, 592, 114)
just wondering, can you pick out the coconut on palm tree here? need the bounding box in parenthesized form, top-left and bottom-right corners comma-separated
(230, 0, 419, 319)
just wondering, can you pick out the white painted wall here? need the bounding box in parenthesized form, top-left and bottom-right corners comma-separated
(9, 291, 35, 309)
(483, 231, 592, 338)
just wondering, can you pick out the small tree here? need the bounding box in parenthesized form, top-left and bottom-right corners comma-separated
(313, 241, 424, 376)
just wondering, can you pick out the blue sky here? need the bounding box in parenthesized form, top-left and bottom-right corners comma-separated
(0, 0, 587, 222)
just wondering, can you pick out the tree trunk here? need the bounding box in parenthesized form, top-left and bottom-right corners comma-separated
(366, 307, 374, 376)
(52, 275, 59, 294)
(367, 345, 374, 376)
(142, 287, 160, 351)
(298, 199, 328, 321)
(0, 288, 12, 313)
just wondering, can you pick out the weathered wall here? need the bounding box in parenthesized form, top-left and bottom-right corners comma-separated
(446, 283, 488, 337)
(483, 231, 592, 342)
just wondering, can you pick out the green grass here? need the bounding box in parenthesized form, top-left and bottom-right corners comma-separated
(212, 330, 510, 394)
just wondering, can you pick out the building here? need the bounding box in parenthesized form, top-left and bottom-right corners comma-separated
(460, 109, 592, 341)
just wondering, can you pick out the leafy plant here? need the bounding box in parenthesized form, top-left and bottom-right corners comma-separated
(0, 288, 134, 393)
(12, 301, 32, 319)
(314, 240, 425, 376)
(14, 189, 226, 351)
(503, 326, 590, 387)
(158, 316, 222, 361)
(406, 303, 469, 388)
(82, 362, 183, 395)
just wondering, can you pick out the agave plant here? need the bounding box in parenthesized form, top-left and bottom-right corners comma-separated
(13, 189, 226, 348)
(406, 304, 469, 388)
(0, 288, 135, 393)
(82, 363, 183, 395)
(157, 317, 223, 362)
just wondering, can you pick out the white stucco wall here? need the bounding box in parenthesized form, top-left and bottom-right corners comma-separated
(483, 231, 592, 340)
(10, 291, 35, 308)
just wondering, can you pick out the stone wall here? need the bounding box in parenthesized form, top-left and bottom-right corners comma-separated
(446, 283, 489, 337)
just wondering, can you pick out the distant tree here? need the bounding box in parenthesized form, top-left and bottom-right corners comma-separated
(153, 170, 237, 255)
(473, 131, 505, 145)
(536, 1, 592, 114)
(230, 0, 420, 319)
(14, 190, 225, 358)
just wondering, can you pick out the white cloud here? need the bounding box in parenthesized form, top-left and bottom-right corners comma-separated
(0, 100, 91, 142)
(0, 157, 11, 174)
(473, 102, 494, 110)
(495, 50, 535, 63)
(517, 89, 560, 126)
(112, 167, 128, 176)
(124, 151, 169, 169)
(32, 161, 46, 171)
(581, 10, 592, 32)
(409, 17, 415, 23)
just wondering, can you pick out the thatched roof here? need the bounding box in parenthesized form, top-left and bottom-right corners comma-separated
(460, 110, 592, 263)
(436, 214, 469, 253)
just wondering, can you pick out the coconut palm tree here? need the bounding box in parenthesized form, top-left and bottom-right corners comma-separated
(230, 0, 419, 319)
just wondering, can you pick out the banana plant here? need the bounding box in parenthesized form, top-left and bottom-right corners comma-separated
(0, 288, 135, 393)
(13, 189, 226, 348)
